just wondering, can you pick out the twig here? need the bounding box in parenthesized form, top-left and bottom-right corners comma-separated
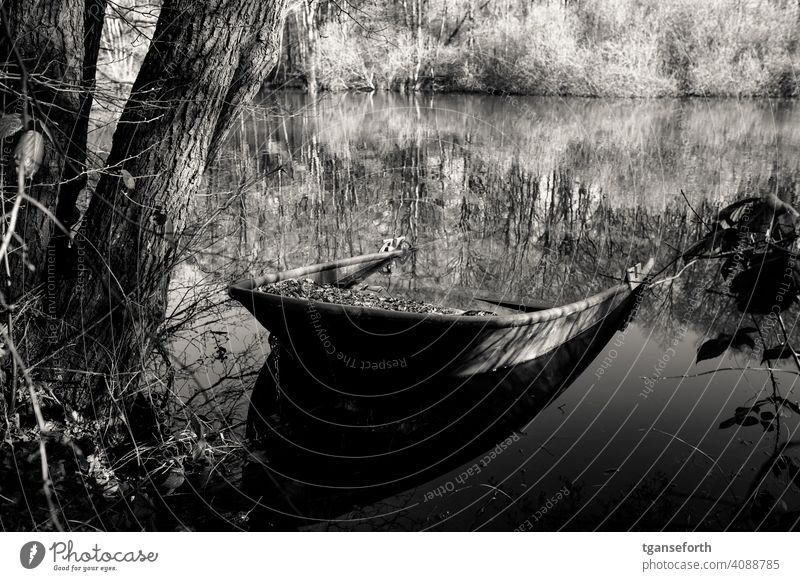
(649, 259, 698, 287)
(649, 427, 729, 481)
(0, 174, 25, 260)
(752, 314, 782, 456)
(477, 483, 512, 500)
(642, 366, 800, 382)
(680, 189, 711, 230)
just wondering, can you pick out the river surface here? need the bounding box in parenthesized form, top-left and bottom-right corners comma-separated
(170, 92, 800, 530)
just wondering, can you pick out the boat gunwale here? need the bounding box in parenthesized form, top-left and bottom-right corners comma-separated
(229, 252, 655, 329)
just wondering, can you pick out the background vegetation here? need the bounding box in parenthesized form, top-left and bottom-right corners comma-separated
(271, 0, 800, 97)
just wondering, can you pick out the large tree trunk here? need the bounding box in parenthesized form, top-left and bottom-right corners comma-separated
(1, 0, 107, 298)
(49, 0, 286, 407)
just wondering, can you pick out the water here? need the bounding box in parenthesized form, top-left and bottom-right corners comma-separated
(173, 92, 800, 530)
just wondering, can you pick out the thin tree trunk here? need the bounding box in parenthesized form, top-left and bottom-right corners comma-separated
(301, 0, 319, 97)
(412, 0, 424, 90)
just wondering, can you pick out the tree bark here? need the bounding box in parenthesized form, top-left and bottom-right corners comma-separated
(1, 0, 107, 298)
(49, 0, 286, 406)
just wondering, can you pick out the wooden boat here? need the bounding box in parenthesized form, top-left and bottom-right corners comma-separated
(242, 269, 651, 529)
(229, 249, 655, 394)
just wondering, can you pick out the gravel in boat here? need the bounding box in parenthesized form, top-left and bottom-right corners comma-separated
(261, 278, 496, 316)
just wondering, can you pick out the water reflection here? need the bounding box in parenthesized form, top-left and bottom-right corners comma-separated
(171, 93, 800, 530)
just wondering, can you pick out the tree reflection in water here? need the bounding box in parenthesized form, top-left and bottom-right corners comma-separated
(167, 95, 800, 530)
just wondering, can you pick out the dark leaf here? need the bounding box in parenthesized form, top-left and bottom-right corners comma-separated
(719, 227, 743, 252)
(731, 327, 757, 350)
(696, 336, 731, 362)
(718, 417, 738, 429)
(152, 208, 167, 226)
(761, 420, 775, 432)
(731, 254, 799, 314)
(720, 256, 740, 280)
(717, 197, 760, 227)
(696, 329, 756, 362)
(760, 411, 775, 421)
(682, 233, 716, 259)
(741, 415, 760, 427)
(762, 343, 796, 363)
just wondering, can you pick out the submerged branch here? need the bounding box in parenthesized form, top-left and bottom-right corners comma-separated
(642, 367, 800, 382)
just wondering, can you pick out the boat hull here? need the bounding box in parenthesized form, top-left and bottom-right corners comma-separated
(229, 252, 653, 393)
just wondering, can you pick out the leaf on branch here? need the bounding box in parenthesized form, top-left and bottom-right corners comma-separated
(681, 233, 717, 259)
(762, 343, 796, 363)
(731, 327, 757, 349)
(731, 253, 800, 313)
(735, 404, 761, 418)
(120, 169, 135, 190)
(696, 336, 731, 362)
(741, 415, 759, 427)
(720, 256, 738, 280)
(719, 417, 738, 429)
(696, 328, 756, 362)
(769, 396, 800, 415)
(682, 226, 737, 259)
(717, 197, 760, 227)
(13, 130, 45, 178)
(0, 113, 23, 140)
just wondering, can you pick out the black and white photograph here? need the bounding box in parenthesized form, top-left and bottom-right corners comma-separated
(1, 0, 799, 567)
